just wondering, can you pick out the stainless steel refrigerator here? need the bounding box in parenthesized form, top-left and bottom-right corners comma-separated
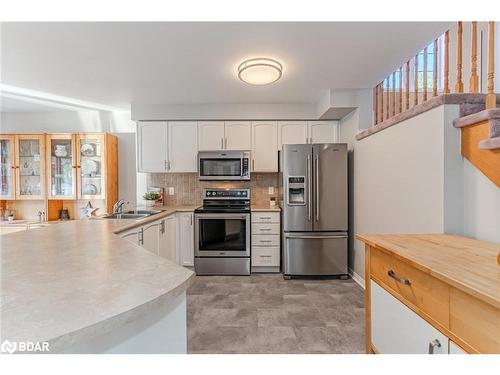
(282, 143, 348, 277)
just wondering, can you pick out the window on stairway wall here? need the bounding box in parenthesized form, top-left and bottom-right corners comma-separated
(383, 40, 445, 92)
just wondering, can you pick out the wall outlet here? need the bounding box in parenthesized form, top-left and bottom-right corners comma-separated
(268, 186, 275, 195)
(168, 187, 175, 195)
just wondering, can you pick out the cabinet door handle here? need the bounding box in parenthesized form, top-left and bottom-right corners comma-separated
(224, 138, 227, 149)
(387, 270, 411, 285)
(221, 138, 224, 150)
(428, 339, 441, 354)
(164, 160, 168, 170)
(252, 159, 255, 171)
(138, 229, 144, 245)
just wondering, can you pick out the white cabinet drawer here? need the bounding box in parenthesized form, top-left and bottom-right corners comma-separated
(252, 246, 280, 266)
(371, 280, 449, 354)
(252, 223, 280, 235)
(252, 212, 280, 223)
(252, 234, 280, 247)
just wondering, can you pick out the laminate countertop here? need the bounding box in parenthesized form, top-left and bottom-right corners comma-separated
(0, 206, 198, 353)
(356, 233, 500, 309)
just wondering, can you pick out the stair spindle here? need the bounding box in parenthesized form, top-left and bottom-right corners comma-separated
(469, 21, 479, 93)
(455, 21, 464, 93)
(399, 67, 403, 113)
(433, 39, 438, 97)
(423, 46, 428, 101)
(386, 78, 390, 119)
(373, 86, 378, 125)
(444, 30, 450, 94)
(405, 61, 410, 110)
(380, 82, 384, 122)
(485, 22, 496, 109)
(392, 72, 396, 116)
(414, 55, 419, 106)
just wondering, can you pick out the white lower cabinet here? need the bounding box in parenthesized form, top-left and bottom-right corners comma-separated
(158, 216, 176, 262)
(251, 211, 280, 272)
(176, 212, 194, 267)
(371, 280, 449, 354)
(449, 341, 467, 354)
(141, 221, 161, 254)
(119, 212, 194, 267)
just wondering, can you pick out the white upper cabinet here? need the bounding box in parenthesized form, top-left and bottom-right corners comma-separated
(198, 121, 225, 151)
(251, 121, 278, 172)
(278, 121, 308, 148)
(168, 121, 198, 172)
(225, 121, 252, 150)
(137, 121, 168, 172)
(308, 121, 338, 144)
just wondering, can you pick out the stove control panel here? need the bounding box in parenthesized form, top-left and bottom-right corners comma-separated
(203, 188, 250, 200)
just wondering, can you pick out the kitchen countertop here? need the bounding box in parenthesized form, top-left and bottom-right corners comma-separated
(251, 205, 281, 212)
(105, 205, 198, 234)
(356, 233, 500, 309)
(0, 206, 197, 353)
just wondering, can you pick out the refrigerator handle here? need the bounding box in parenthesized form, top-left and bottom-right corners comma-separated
(307, 154, 311, 221)
(315, 154, 320, 221)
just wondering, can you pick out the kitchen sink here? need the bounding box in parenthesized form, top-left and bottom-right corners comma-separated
(102, 210, 161, 219)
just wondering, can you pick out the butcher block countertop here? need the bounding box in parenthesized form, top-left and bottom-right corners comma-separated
(356, 233, 500, 310)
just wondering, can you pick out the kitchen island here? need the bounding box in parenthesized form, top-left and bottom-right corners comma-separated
(0, 210, 195, 354)
(357, 233, 500, 354)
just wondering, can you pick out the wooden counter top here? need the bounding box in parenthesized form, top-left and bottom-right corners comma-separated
(356, 234, 500, 309)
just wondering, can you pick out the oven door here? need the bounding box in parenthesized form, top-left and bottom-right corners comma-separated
(195, 213, 250, 257)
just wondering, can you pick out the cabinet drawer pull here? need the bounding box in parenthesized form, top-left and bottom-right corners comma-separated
(387, 270, 411, 285)
(428, 339, 441, 354)
(259, 255, 272, 258)
(259, 217, 272, 220)
(259, 240, 272, 243)
(259, 228, 272, 231)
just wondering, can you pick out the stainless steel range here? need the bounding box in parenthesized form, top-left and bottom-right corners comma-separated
(194, 188, 251, 275)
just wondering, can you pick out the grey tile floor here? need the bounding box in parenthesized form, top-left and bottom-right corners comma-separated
(187, 274, 365, 354)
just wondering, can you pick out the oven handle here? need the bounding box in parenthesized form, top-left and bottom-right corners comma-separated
(195, 213, 250, 219)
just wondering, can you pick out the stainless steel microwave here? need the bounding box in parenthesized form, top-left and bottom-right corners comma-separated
(198, 150, 251, 181)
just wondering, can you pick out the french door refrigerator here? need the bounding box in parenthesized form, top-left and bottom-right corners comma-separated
(282, 143, 348, 277)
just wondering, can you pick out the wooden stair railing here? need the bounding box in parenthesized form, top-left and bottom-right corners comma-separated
(372, 21, 497, 127)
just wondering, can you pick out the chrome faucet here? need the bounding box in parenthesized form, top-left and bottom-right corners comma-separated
(112, 199, 128, 214)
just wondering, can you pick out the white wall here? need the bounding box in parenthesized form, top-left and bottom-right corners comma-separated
(340, 103, 468, 280)
(463, 159, 500, 243)
(0, 110, 137, 206)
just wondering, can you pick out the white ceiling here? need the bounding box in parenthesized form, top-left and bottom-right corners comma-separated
(1, 22, 450, 111)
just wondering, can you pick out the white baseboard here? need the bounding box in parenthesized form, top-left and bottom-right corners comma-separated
(349, 268, 365, 289)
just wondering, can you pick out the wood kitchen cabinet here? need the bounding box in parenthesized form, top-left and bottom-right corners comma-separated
(0, 135, 15, 200)
(46, 133, 77, 200)
(1, 134, 46, 200)
(251, 121, 278, 172)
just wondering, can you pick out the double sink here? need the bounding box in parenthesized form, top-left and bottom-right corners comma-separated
(103, 209, 162, 220)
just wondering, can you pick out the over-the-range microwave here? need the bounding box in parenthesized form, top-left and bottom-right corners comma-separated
(198, 150, 251, 181)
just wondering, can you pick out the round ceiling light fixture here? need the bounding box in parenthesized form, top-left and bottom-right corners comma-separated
(237, 58, 283, 85)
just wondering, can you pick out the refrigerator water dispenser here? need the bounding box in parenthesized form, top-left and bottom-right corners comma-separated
(287, 176, 305, 205)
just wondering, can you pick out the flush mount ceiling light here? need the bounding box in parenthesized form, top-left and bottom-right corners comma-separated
(237, 58, 283, 85)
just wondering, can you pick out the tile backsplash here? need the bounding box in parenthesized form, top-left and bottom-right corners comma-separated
(147, 173, 280, 207)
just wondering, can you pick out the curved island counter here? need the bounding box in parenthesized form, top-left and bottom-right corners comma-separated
(0, 212, 195, 354)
